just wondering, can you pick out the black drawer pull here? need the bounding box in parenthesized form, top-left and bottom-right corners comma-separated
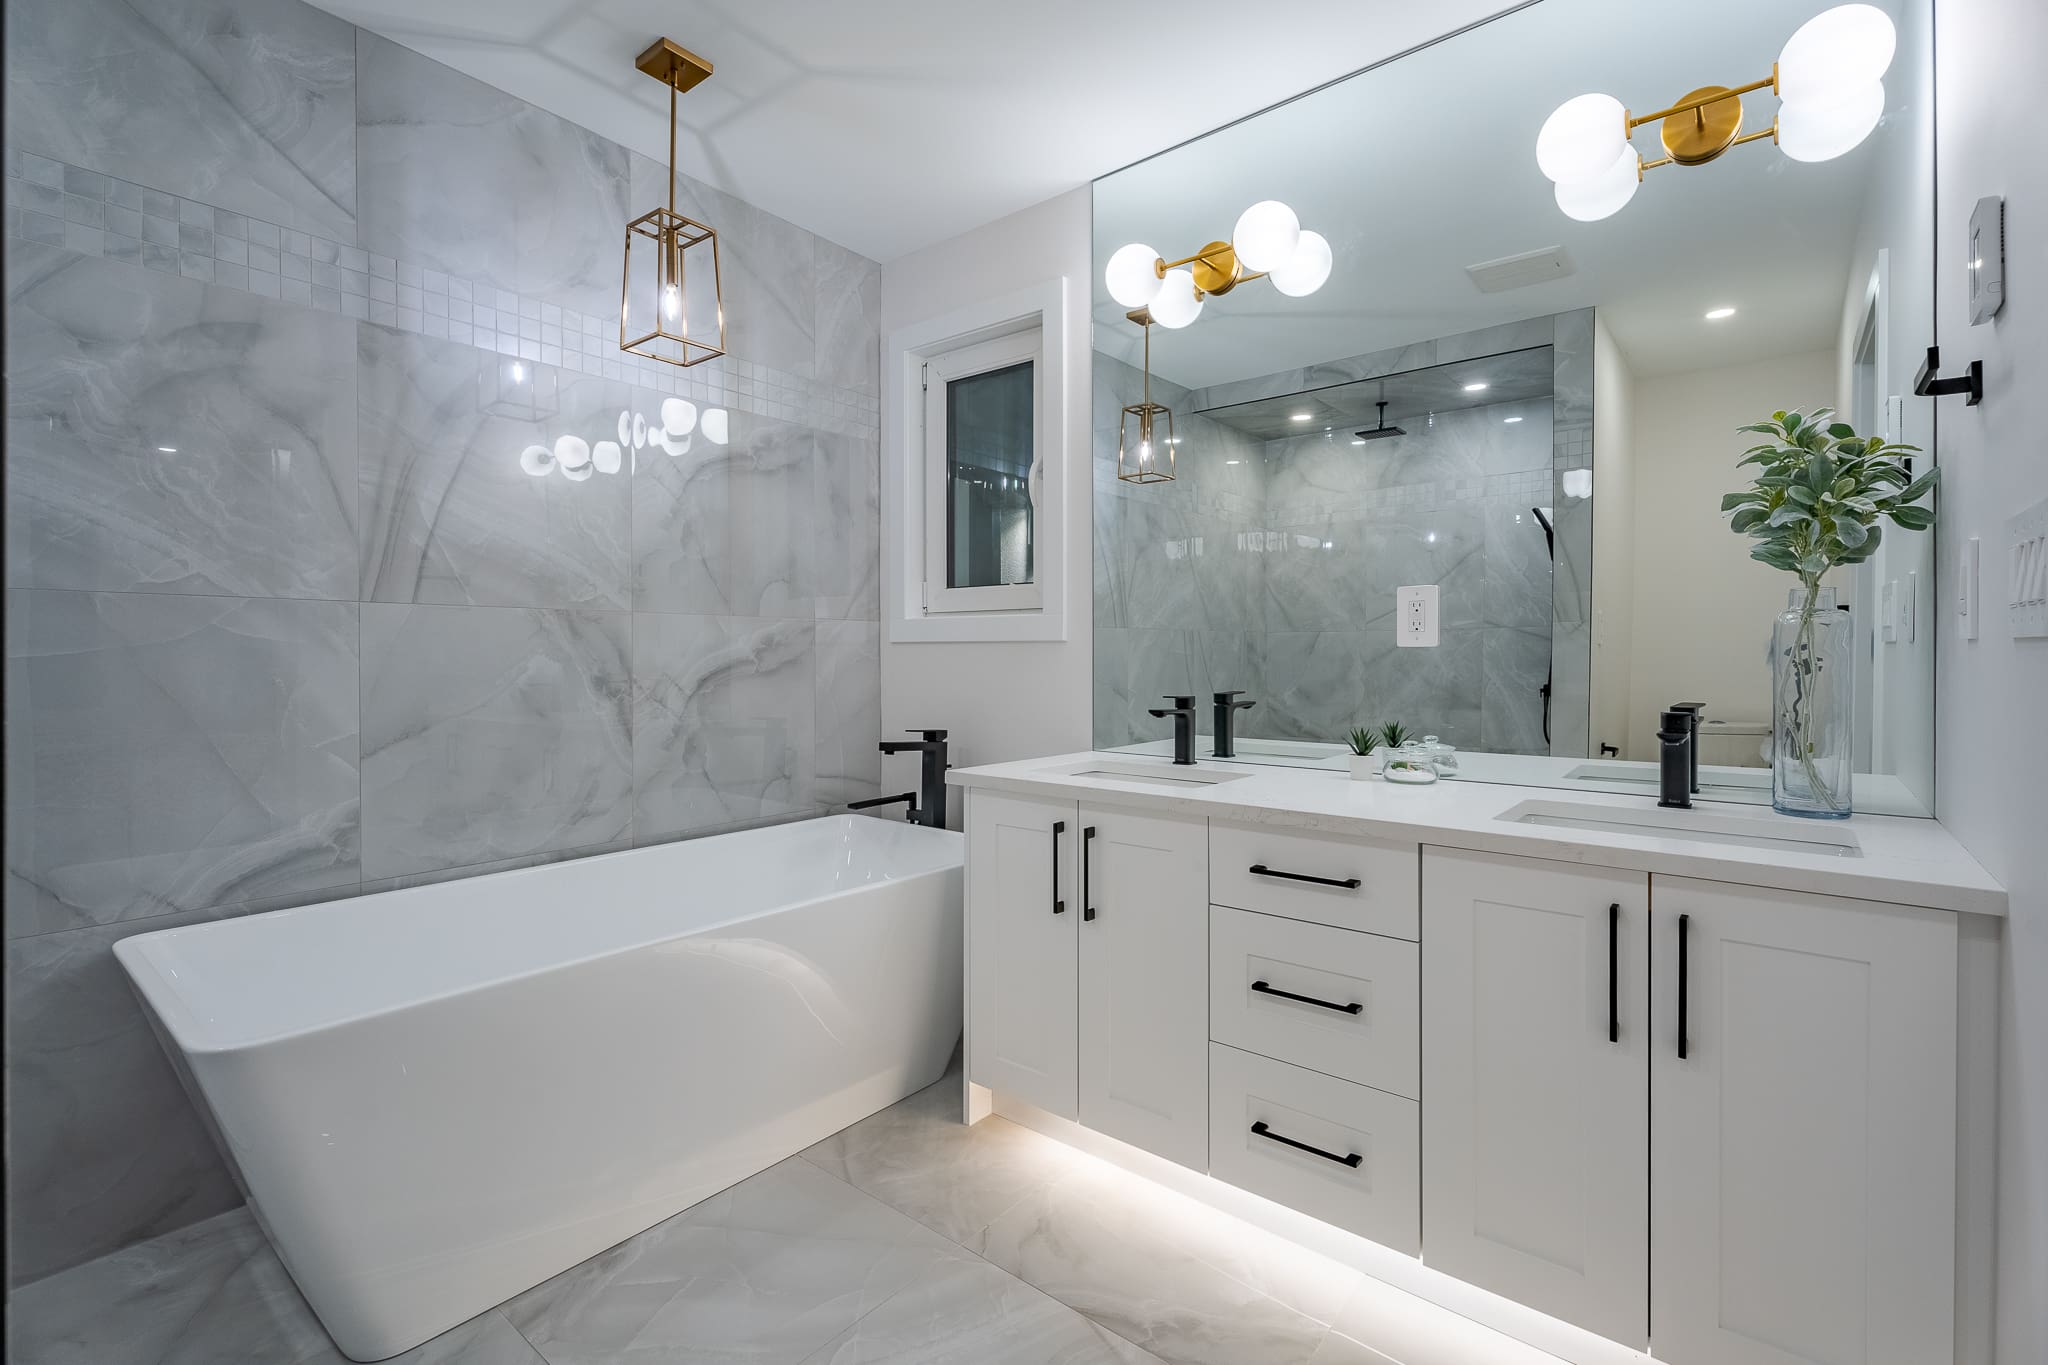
(1051, 821, 1066, 915)
(1608, 902, 1620, 1044)
(1247, 864, 1361, 890)
(1251, 980, 1362, 1015)
(1250, 1120, 1362, 1168)
(1677, 912, 1690, 1060)
(1082, 826, 1097, 922)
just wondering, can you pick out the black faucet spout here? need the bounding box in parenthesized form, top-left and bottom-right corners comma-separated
(1212, 690, 1256, 759)
(1657, 709, 1695, 809)
(872, 730, 949, 828)
(1148, 695, 1199, 766)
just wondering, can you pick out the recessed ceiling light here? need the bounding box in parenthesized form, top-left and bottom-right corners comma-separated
(1225, 459, 1242, 465)
(1705, 306, 1737, 320)
(1462, 382, 1489, 393)
(155, 445, 178, 453)
(1291, 412, 1313, 422)
(1503, 416, 1524, 424)
(1351, 438, 1367, 445)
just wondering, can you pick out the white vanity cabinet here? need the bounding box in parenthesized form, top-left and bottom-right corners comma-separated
(965, 792, 1209, 1169)
(1423, 847, 1960, 1365)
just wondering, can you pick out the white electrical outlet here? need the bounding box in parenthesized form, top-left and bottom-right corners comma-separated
(1398, 584, 1440, 648)
(1960, 536, 1979, 640)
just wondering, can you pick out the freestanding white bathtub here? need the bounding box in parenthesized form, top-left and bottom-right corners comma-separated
(115, 814, 964, 1362)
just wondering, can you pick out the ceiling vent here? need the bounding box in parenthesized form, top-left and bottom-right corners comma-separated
(1466, 246, 1574, 293)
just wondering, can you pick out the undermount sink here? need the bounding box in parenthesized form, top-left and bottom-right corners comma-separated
(1053, 759, 1253, 788)
(1498, 799, 1862, 858)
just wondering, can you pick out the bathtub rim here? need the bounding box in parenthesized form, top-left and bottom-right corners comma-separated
(114, 814, 963, 1058)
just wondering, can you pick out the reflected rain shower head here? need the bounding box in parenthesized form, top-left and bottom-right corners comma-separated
(1355, 401, 1405, 441)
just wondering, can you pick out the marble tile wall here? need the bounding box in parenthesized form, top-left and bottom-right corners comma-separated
(1093, 326, 1571, 757)
(4, 0, 883, 1286)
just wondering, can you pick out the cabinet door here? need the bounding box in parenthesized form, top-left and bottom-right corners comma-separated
(1077, 805, 1209, 1169)
(1651, 878, 1956, 1365)
(966, 791, 1079, 1118)
(1422, 848, 1650, 1349)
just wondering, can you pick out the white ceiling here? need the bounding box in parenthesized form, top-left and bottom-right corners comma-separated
(1094, 0, 1930, 387)
(307, 0, 1516, 263)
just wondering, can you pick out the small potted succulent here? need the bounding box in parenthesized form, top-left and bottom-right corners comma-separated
(1344, 727, 1381, 780)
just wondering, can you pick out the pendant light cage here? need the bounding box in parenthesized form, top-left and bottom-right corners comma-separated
(621, 39, 726, 368)
(1116, 314, 1177, 484)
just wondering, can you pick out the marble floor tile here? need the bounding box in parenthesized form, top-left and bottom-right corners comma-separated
(502, 1157, 981, 1365)
(798, 1253, 1169, 1365)
(4, 1208, 543, 1365)
(975, 1161, 1337, 1365)
(800, 1075, 1072, 1246)
(359, 603, 632, 880)
(5, 589, 361, 938)
(1322, 1275, 1570, 1365)
(6, 242, 360, 601)
(4, 0, 357, 240)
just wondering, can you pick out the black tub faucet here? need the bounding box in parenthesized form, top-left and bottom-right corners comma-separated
(853, 729, 950, 828)
(1657, 709, 1695, 809)
(1212, 691, 1256, 758)
(1148, 696, 1199, 766)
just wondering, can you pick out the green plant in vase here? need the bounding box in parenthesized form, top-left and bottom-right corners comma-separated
(1722, 408, 1934, 816)
(1379, 721, 1413, 751)
(1345, 727, 1380, 756)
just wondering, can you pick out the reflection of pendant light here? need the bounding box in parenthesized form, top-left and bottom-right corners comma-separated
(1535, 4, 1896, 221)
(479, 355, 558, 420)
(1117, 309, 1176, 484)
(621, 38, 725, 367)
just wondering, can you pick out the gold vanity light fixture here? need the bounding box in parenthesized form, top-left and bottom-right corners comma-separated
(1117, 309, 1177, 484)
(1535, 3, 1896, 222)
(1104, 200, 1333, 326)
(620, 38, 725, 366)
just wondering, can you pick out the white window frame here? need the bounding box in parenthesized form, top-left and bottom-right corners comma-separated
(884, 277, 1068, 643)
(922, 330, 1044, 615)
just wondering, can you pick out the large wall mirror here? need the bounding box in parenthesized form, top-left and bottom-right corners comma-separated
(1090, 0, 1937, 815)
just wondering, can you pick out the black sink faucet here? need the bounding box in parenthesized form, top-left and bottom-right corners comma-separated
(1670, 702, 1705, 794)
(1212, 691, 1256, 758)
(1148, 695, 1199, 766)
(852, 729, 950, 828)
(1657, 709, 1695, 809)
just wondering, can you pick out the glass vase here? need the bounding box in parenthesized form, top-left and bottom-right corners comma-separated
(1771, 585, 1853, 818)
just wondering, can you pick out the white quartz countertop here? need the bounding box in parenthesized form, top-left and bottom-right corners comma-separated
(947, 752, 2006, 917)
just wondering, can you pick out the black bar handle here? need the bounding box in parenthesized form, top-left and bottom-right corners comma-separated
(1250, 1120, 1362, 1168)
(1247, 864, 1362, 891)
(1082, 826, 1097, 922)
(1677, 912, 1691, 1060)
(1251, 980, 1363, 1015)
(1913, 345, 1984, 406)
(1608, 902, 1620, 1044)
(1051, 821, 1066, 915)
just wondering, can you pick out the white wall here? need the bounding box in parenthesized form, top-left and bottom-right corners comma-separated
(1932, 1, 2048, 1361)
(1589, 316, 1636, 757)
(1620, 350, 1837, 760)
(878, 187, 1094, 803)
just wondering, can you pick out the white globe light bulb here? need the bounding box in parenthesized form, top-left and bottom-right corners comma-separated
(1105, 242, 1164, 308)
(661, 397, 697, 436)
(1554, 145, 1641, 222)
(1777, 4, 1896, 106)
(592, 440, 622, 475)
(1536, 93, 1628, 184)
(553, 434, 591, 470)
(1231, 200, 1301, 273)
(1148, 268, 1204, 329)
(518, 444, 555, 477)
(1777, 81, 1886, 161)
(562, 460, 594, 482)
(1269, 230, 1333, 297)
(701, 408, 729, 445)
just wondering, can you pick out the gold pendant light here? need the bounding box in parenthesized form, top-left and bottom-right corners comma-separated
(621, 38, 725, 367)
(1117, 309, 1176, 485)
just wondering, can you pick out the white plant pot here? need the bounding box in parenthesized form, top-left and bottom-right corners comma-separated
(1349, 753, 1380, 780)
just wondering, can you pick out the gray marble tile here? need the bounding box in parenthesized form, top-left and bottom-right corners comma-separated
(3, 0, 357, 240)
(356, 327, 633, 610)
(1548, 619, 1593, 758)
(5, 242, 358, 600)
(5, 590, 360, 938)
(355, 32, 632, 320)
(1368, 626, 1485, 752)
(1093, 629, 1253, 751)
(1252, 630, 1388, 744)
(813, 238, 879, 397)
(503, 1156, 980, 1365)
(813, 620, 880, 809)
(975, 1162, 1336, 1365)
(1482, 505, 1555, 631)
(1094, 493, 1204, 632)
(4, 910, 242, 1286)
(1482, 627, 1554, 756)
(800, 1076, 1072, 1247)
(353, 837, 634, 898)
(359, 603, 632, 880)
(5, 1207, 546, 1365)
(800, 1253, 1169, 1365)
(633, 613, 817, 843)
(812, 430, 879, 621)
(634, 411, 819, 618)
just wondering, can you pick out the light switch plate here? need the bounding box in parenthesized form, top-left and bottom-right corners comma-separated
(1960, 537, 1979, 640)
(1969, 195, 2006, 325)
(1881, 580, 1897, 642)
(1904, 571, 1917, 643)
(2011, 495, 2048, 639)
(1397, 584, 1439, 648)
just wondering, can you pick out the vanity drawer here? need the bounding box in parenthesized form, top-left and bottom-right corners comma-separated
(1208, 1043, 1420, 1254)
(1210, 906, 1419, 1097)
(1209, 823, 1419, 939)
